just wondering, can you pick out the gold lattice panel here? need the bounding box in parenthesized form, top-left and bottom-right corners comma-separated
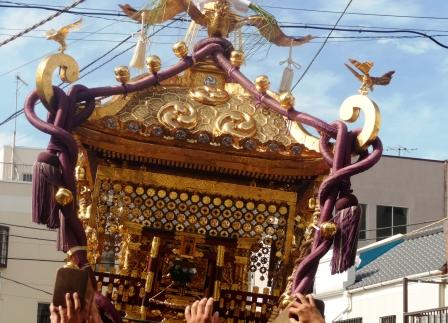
(93, 166, 297, 259)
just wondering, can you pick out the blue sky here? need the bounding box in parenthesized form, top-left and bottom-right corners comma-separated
(0, 0, 447, 160)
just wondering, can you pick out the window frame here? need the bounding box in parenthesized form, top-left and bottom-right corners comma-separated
(376, 205, 408, 241)
(0, 225, 9, 268)
(334, 318, 362, 323)
(358, 204, 367, 240)
(37, 302, 51, 323)
(379, 315, 396, 323)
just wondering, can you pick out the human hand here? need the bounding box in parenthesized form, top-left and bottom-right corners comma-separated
(185, 297, 219, 323)
(50, 292, 84, 323)
(288, 293, 324, 323)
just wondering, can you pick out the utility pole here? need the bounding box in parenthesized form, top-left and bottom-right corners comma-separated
(11, 74, 28, 180)
(386, 146, 418, 157)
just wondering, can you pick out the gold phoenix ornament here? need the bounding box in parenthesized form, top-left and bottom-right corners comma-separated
(45, 18, 82, 53)
(345, 58, 395, 95)
(119, 1, 313, 47)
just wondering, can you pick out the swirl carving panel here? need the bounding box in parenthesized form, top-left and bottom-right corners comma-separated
(157, 101, 198, 129)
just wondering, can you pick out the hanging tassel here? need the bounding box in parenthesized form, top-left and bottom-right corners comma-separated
(331, 201, 362, 274)
(32, 152, 63, 229)
(279, 43, 301, 93)
(129, 12, 149, 70)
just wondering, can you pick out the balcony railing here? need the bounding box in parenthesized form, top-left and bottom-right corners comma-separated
(404, 307, 448, 323)
(0, 162, 33, 182)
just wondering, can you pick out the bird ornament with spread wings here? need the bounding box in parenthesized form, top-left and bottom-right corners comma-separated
(45, 18, 82, 53)
(345, 58, 395, 94)
(119, 0, 313, 47)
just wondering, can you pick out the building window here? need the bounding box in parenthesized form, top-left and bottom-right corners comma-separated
(376, 205, 407, 241)
(22, 173, 32, 182)
(334, 318, 362, 323)
(358, 204, 367, 240)
(380, 315, 396, 323)
(0, 226, 9, 268)
(37, 303, 50, 323)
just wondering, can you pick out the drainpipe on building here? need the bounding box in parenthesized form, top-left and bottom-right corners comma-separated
(444, 160, 448, 219)
(331, 291, 352, 322)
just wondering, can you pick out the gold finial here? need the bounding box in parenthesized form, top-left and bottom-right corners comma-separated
(278, 92, 295, 110)
(319, 222, 338, 239)
(230, 50, 245, 68)
(255, 75, 270, 93)
(345, 58, 395, 95)
(146, 55, 161, 74)
(45, 18, 82, 53)
(172, 41, 189, 58)
(55, 187, 73, 206)
(114, 66, 130, 85)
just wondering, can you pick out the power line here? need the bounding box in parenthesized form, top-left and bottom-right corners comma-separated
(0, 0, 85, 48)
(0, 222, 55, 232)
(291, 0, 353, 91)
(10, 234, 56, 242)
(0, 275, 52, 295)
(263, 4, 448, 21)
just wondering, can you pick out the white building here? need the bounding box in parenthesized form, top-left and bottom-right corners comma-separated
(0, 145, 64, 322)
(315, 225, 447, 323)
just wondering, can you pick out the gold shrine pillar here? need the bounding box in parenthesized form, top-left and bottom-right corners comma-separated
(141, 236, 161, 319)
(213, 245, 225, 301)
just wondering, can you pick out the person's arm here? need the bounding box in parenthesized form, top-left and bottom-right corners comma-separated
(288, 293, 325, 323)
(185, 297, 219, 323)
(50, 293, 84, 323)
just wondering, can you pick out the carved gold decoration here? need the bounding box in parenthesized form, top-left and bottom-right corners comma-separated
(172, 41, 188, 58)
(230, 50, 244, 67)
(157, 101, 198, 129)
(345, 58, 394, 95)
(339, 94, 381, 150)
(114, 66, 130, 84)
(45, 18, 82, 53)
(215, 110, 256, 138)
(255, 75, 270, 93)
(289, 121, 320, 152)
(55, 187, 73, 206)
(216, 245, 225, 267)
(189, 86, 230, 106)
(146, 55, 161, 74)
(279, 92, 295, 111)
(36, 53, 79, 108)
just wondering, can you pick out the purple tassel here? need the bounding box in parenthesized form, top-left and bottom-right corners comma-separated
(32, 152, 63, 229)
(94, 292, 123, 323)
(331, 204, 361, 274)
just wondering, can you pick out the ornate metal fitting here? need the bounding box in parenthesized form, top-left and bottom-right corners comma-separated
(146, 55, 161, 74)
(172, 41, 189, 58)
(278, 92, 295, 110)
(230, 50, 245, 68)
(55, 187, 74, 206)
(319, 222, 338, 239)
(114, 66, 130, 85)
(255, 75, 270, 93)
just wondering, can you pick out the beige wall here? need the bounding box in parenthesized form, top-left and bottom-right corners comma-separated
(352, 156, 447, 245)
(0, 145, 41, 181)
(0, 180, 64, 322)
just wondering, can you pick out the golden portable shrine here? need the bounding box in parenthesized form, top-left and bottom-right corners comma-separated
(24, 1, 391, 322)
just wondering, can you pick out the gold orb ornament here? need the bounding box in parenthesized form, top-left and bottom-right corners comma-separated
(55, 187, 73, 206)
(255, 75, 270, 93)
(230, 50, 244, 68)
(146, 55, 161, 74)
(320, 222, 338, 239)
(279, 92, 295, 110)
(114, 66, 130, 85)
(172, 41, 188, 58)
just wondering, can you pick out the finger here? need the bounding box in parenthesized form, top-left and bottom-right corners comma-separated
(185, 305, 192, 321)
(212, 311, 220, 323)
(191, 300, 199, 318)
(59, 305, 67, 323)
(306, 294, 316, 306)
(295, 293, 308, 305)
(198, 298, 207, 315)
(204, 297, 214, 317)
(66, 293, 72, 318)
(288, 307, 301, 317)
(73, 292, 81, 312)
